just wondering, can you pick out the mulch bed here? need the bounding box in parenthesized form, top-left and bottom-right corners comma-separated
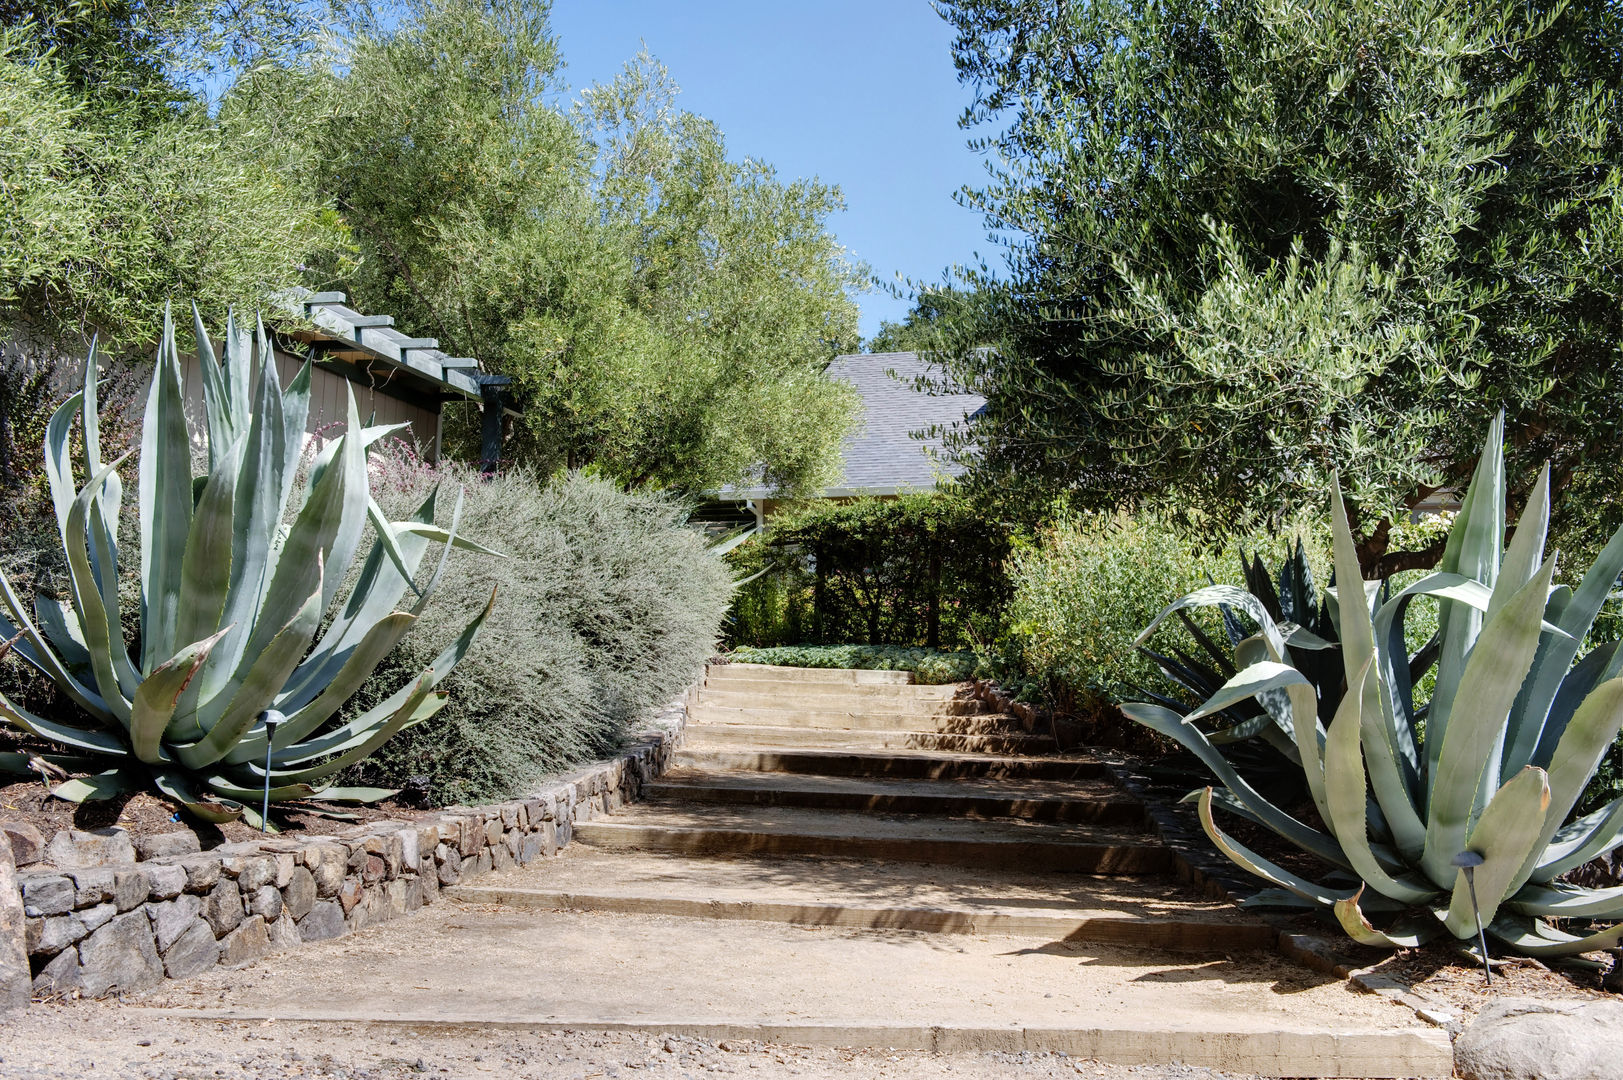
(0, 778, 434, 851)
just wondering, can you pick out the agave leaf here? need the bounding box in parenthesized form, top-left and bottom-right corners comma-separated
(1510, 883, 1623, 919)
(173, 439, 240, 650)
(1422, 559, 1559, 884)
(367, 497, 424, 598)
(152, 770, 244, 824)
(1122, 703, 1352, 868)
(139, 308, 195, 670)
(33, 593, 92, 674)
(130, 628, 231, 764)
(0, 681, 126, 756)
(1323, 657, 1439, 903)
(1489, 462, 1549, 616)
(1135, 585, 1288, 659)
(193, 303, 238, 466)
(1175, 608, 1237, 676)
(268, 689, 448, 784)
(706, 524, 758, 559)
(176, 565, 324, 769)
(1334, 885, 1437, 947)
(1427, 415, 1505, 794)
(389, 523, 505, 558)
(315, 385, 372, 614)
(1534, 794, 1623, 881)
(0, 572, 110, 720)
(1485, 913, 1623, 958)
(304, 785, 398, 803)
(1332, 479, 1426, 860)
(1194, 786, 1349, 908)
(62, 452, 137, 719)
(1502, 677, 1623, 897)
(1444, 766, 1551, 937)
(53, 769, 141, 803)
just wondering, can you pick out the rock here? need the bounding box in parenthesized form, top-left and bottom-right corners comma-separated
(337, 875, 364, 915)
(159, 919, 219, 979)
(281, 866, 316, 921)
(305, 845, 346, 897)
(267, 913, 300, 951)
(112, 869, 150, 912)
(399, 828, 420, 872)
(296, 900, 346, 942)
(149, 853, 221, 894)
(45, 826, 136, 868)
(76, 910, 163, 997)
(437, 849, 461, 886)
(224, 855, 277, 892)
(135, 831, 200, 860)
(19, 872, 74, 916)
(200, 878, 243, 936)
(65, 867, 115, 906)
(148, 894, 204, 952)
(248, 884, 282, 921)
(0, 835, 28, 1011)
(1455, 996, 1621, 1080)
(0, 821, 45, 866)
(145, 863, 188, 901)
(219, 915, 269, 967)
(270, 852, 296, 888)
(77, 901, 116, 935)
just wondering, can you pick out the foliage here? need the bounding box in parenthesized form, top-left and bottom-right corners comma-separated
(933, 0, 1623, 574)
(1004, 511, 1239, 701)
(722, 534, 813, 649)
(763, 492, 1013, 649)
(0, 12, 343, 351)
(346, 457, 733, 805)
(727, 645, 991, 686)
(1125, 417, 1623, 956)
(0, 311, 493, 823)
(261, 2, 863, 495)
(865, 286, 986, 355)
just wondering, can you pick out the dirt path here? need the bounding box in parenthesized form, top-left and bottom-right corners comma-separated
(0, 1000, 1253, 1080)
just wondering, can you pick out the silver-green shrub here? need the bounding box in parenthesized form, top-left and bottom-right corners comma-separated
(346, 454, 733, 803)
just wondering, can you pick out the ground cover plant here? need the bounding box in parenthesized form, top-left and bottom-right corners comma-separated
(1125, 416, 1623, 956)
(727, 644, 990, 685)
(346, 454, 733, 805)
(0, 310, 493, 824)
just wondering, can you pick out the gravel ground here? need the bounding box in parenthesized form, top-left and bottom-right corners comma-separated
(0, 1000, 1256, 1080)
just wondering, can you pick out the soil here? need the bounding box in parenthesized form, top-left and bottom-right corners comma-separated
(0, 779, 435, 852)
(0, 1002, 1257, 1080)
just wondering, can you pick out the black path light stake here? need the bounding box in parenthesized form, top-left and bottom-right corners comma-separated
(1452, 850, 1491, 986)
(261, 710, 286, 833)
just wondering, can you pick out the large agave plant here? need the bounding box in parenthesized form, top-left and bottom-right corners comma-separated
(0, 309, 496, 825)
(1126, 416, 1623, 957)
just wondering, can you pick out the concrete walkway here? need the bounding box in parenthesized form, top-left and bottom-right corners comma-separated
(124, 664, 1452, 1078)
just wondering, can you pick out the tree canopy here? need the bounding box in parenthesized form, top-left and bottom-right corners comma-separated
(935, 0, 1623, 574)
(1, 0, 864, 497)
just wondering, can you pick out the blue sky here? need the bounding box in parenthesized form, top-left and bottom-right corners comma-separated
(547, 1, 992, 341)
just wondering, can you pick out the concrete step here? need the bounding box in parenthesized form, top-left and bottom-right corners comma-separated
(674, 746, 1109, 781)
(692, 691, 988, 717)
(688, 702, 1028, 732)
(697, 680, 966, 702)
(645, 769, 1146, 824)
(573, 803, 1170, 873)
(707, 662, 914, 685)
(136, 904, 1452, 1077)
(446, 848, 1270, 949)
(685, 723, 1056, 755)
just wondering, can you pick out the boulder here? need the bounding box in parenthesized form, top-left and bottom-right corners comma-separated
(18, 872, 74, 916)
(200, 878, 243, 936)
(1455, 996, 1621, 1080)
(147, 894, 204, 952)
(218, 915, 269, 967)
(45, 827, 136, 868)
(0, 821, 44, 866)
(296, 900, 346, 942)
(159, 919, 219, 979)
(281, 866, 316, 921)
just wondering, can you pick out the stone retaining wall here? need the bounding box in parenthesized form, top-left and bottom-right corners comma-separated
(0, 701, 686, 1006)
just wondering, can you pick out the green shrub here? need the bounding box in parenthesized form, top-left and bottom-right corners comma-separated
(723, 535, 813, 648)
(345, 455, 733, 805)
(1004, 510, 1329, 707)
(728, 644, 992, 685)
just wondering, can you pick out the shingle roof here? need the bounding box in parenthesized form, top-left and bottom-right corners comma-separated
(727, 351, 984, 499)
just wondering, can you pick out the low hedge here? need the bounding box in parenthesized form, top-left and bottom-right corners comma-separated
(727, 644, 992, 685)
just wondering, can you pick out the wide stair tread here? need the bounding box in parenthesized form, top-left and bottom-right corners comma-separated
(690, 703, 1029, 732)
(675, 745, 1108, 780)
(685, 723, 1054, 754)
(574, 801, 1168, 874)
(448, 848, 1272, 949)
(648, 767, 1143, 824)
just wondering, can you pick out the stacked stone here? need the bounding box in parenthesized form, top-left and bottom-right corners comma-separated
(4, 718, 682, 1002)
